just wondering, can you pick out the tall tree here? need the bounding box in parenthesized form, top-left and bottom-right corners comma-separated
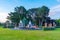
(36, 6, 50, 27)
(7, 6, 50, 27)
(27, 8, 39, 25)
(8, 6, 26, 27)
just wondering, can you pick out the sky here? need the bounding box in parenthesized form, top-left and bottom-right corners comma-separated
(0, 0, 60, 23)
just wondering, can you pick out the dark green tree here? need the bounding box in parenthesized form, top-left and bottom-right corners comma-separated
(56, 19, 60, 27)
(7, 6, 50, 27)
(27, 8, 39, 25)
(8, 6, 26, 27)
(36, 6, 50, 27)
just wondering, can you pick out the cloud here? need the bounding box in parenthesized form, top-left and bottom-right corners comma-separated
(57, 0, 60, 2)
(0, 12, 8, 23)
(49, 5, 60, 19)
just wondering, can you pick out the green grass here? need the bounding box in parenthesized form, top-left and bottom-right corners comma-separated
(0, 26, 60, 40)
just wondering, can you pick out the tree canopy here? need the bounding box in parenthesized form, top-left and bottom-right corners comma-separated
(7, 6, 50, 27)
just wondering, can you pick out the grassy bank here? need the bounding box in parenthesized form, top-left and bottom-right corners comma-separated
(0, 26, 60, 40)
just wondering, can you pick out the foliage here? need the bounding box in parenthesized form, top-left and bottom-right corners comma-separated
(0, 23, 3, 26)
(36, 6, 49, 20)
(7, 6, 50, 27)
(36, 6, 50, 26)
(56, 19, 60, 27)
(44, 27, 55, 31)
(8, 6, 26, 26)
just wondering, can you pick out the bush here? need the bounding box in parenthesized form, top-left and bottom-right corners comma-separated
(8, 26, 14, 28)
(55, 26, 60, 28)
(3, 24, 14, 28)
(44, 27, 55, 31)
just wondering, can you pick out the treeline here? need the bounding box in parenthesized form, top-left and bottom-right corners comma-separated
(56, 19, 60, 27)
(0, 23, 4, 27)
(7, 6, 50, 27)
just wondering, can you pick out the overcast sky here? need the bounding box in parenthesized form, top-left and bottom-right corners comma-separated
(0, 0, 60, 22)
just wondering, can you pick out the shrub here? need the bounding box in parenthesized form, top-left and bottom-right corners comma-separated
(44, 27, 55, 31)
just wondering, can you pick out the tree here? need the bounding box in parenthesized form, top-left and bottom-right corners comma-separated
(8, 6, 26, 27)
(56, 19, 60, 27)
(7, 6, 50, 28)
(36, 6, 50, 27)
(27, 8, 39, 25)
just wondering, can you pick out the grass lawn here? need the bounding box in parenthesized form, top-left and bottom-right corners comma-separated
(0, 26, 60, 40)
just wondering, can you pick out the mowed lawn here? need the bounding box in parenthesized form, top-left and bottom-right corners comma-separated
(0, 26, 60, 40)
